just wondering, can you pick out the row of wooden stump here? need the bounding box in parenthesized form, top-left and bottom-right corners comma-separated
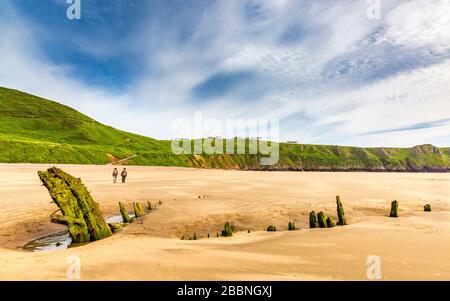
(182, 198, 434, 240)
(112, 200, 162, 232)
(308, 195, 347, 229)
(389, 200, 432, 217)
(118, 201, 149, 223)
(309, 198, 432, 225)
(181, 196, 348, 240)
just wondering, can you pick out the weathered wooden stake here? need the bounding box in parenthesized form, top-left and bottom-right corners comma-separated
(326, 217, 335, 228)
(336, 195, 347, 225)
(309, 211, 318, 228)
(317, 211, 328, 228)
(109, 223, 122, 233)
(222, 221, 234, 237)
(267, 225, 277, 232)
(288, 222, 296, 231)
(390, 200, 398, 217)
(133, 202, 145, 218)
(119, 202, 133, 223)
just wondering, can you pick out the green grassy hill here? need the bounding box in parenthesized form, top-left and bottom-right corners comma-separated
(0, 87, 188, 166)
(1, 86, 449, 172)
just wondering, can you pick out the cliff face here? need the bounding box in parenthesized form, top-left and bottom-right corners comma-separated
(187, 144, 450, 172)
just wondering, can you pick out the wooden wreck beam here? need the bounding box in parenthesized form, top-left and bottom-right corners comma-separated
(38, 167, 112, 243)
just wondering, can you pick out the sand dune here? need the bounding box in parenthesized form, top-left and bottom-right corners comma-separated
(0, 164, 450, 280)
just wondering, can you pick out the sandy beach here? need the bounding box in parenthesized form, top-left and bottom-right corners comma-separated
(0, 164, 450, 280)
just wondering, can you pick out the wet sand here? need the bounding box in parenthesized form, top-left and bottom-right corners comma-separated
(0, 164, 450, 280)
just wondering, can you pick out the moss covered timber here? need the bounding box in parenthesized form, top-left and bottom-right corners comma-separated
(38, 167, 112, 243)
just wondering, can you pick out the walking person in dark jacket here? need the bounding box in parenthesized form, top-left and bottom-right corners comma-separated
(112, 168, 119, 183)
(121, 168, 128, 184)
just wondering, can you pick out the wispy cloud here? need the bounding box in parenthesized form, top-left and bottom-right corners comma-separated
(359, 118, 450, 136)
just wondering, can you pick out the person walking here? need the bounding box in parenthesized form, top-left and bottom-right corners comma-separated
(121, 168, 128, 184)
(112, 168, 119, 183)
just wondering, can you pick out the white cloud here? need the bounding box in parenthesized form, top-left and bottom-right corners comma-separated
(0, 0, 449, 147)
(383, 0, 450, 50)
(303, 59, 450, 146)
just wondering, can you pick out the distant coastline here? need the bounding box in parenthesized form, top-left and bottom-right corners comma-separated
(1, 87, 450, 172)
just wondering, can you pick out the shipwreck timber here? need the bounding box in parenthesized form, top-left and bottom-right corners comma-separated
(38, 167, 112, 243)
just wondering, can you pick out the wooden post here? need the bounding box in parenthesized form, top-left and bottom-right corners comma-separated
(288, 222, 296, 231)
(327, 217, 336, 228)
(326, 217, 335, 228)
(119, 202, 133, 223)
(390, 200, 399, 217)
(309, 211, 318, 228)
(267, 225, 277, 231)
(134, 202, 145, 218)
(317, 211, 327, 228)
(222, 221, 234, 237)
(336, 195, 347, 225)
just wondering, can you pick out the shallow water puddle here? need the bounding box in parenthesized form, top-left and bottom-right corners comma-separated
(23, 214, 135, 252)
(22, 231, 72, 252)
(106, 213, 135, 223)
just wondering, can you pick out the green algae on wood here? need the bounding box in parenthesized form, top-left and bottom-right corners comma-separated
(326, 217, 335, 228)
(309, 211, 318, 228)
(288, 222, 296, 231)
(317, 211, 328, 228)
(133, 202, 145, 218)
(267, 225, 277, 232)
(222, 221, 234, 237)
(39, 170, 90, 243)
(119, 202, 133, 223)
(108, 223, 122, 233)
(390, 200, 399, 217)
(336, 195, 347, 225)
(38, 167, 112, 243)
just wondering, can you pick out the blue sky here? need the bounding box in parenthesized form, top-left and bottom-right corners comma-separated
(0, 0, 449, 146)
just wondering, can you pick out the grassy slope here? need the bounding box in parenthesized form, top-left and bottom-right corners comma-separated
(1, 86, 449, 171)
(0, 87, 190, 166)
